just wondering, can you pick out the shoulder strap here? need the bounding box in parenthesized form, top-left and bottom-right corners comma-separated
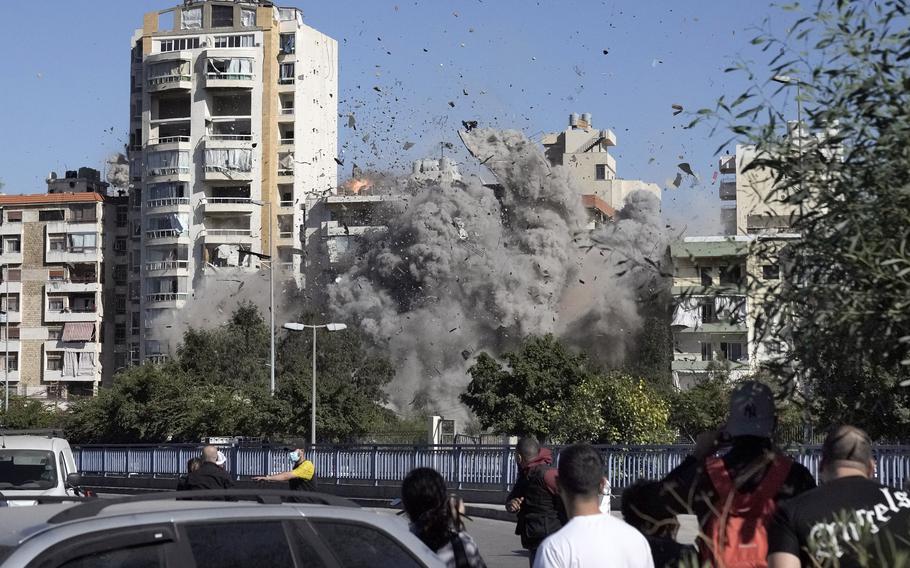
(450, 532, 470, 568)
(705, 456, 734, 498)
(751, 455, 793, 503)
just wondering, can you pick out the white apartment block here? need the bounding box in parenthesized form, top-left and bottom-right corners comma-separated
(128, 0, 337, 362)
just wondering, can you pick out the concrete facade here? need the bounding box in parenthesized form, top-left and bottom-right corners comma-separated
(0, 193, 108, 403)
(128, 0, 338, 361)
(542, 113, 661, 228)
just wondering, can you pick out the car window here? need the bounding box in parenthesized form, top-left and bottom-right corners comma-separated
(58, 452, 68, 480)
(55, 543, 166, 568)
(0, 450, 57, 490)
(310, 521, 423, 568)
(183, 521, 295, 568)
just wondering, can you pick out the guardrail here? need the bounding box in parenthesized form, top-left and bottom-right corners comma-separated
(71, 444, 910, 491)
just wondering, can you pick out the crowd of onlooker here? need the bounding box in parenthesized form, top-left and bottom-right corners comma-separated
(409, 381, 910, 567)
(177, 380, 909, 567)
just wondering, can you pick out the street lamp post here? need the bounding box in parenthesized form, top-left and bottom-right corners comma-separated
(283, 322, 347, 445)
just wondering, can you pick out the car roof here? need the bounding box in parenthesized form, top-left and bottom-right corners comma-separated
(0, 501, 414, 548)
(0, 436, 69, 452)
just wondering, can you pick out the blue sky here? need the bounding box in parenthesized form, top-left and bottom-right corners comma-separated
(0, 1, 800, 234)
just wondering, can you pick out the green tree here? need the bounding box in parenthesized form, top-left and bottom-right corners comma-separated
(558, 372, 674, 444)
(0, 396, 65, 429)
(276, 320, 395, 443)
(461, 334, 596, 440)
(695, 0, 910, 438)
(668, 375, 731, 443)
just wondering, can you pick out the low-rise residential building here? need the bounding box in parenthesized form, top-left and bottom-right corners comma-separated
(0, 193, 107, 403)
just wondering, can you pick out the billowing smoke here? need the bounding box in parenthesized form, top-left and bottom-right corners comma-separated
(327, 129, 668, 416)
(105, 153, 130, 193)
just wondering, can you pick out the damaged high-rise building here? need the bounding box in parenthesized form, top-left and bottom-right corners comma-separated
(126, 0, 338, 362)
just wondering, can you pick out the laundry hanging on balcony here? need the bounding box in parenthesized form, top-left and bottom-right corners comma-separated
(148, 151, 189, 175)
(208, 58, 253, 77)
(61, 322, 94, 342)
(715, 296, 746, 323)
(278, 152, 295, 170)
(63, 351, 95, 377)
(240, 8, 256, 27)
(181, 7, 202, 29)
(148, 61, 190, 81)
(671, 297, 701, 328)
(204, 148, 252, 173)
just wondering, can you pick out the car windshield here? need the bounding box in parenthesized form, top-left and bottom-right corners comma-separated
(0, 450, 58, 490)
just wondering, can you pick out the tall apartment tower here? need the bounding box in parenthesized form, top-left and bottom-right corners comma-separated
(128, 0, 338, 362)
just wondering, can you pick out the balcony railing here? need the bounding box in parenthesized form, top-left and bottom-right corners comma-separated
(207, 197, 252, 204)
(204, 166, 252, 175)
(278, 231, 293, 239)
(145, 260, 189, 272)
(146, 229, 185, 240)
(207, 72, 253, 81)
(279, 137, 294, 145)
(148, 136, 190, 145)
(280, 108, 294, 115)
(148, 75, 191, 86)
(278, 77, 295, 85)
(148, 167, 190, 177)
(206, 229, 251, 236)
(146, 197, 190, 209)
(277, 169, 293, 177)
(279, 200, 294, 208)
(49, 306, 97, 315)
(208, 134, 253, 141)
(145, 293, 189, 304)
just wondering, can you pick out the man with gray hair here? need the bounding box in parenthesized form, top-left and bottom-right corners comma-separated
(769, 425, 910, 567)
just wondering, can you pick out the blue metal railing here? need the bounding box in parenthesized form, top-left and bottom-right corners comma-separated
(71, 444, 910, 490)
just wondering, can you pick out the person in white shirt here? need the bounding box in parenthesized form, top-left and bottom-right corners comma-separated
(533, 444, 654, 568)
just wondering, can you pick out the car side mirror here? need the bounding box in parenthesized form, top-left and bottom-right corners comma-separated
(66, 473, 83, 487)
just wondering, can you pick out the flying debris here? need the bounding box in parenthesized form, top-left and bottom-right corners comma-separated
(448, 101, 455, 108)
(672, 173, 683, 188)
(403, 141, 415, 150)
(677, 162, 696, 177)
(334, 157, 345, 166)
(671, 104, 683, 116)
(461, 120, 478, 132)
(346, 114, 356, 130)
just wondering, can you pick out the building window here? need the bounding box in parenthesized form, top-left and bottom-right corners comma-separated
(46, 353, 63, 372)
(116, 294, 127, 315)
(49, 235, 66, 251)
(1, 353, 18, 373)
(159, 37, 200, 53)
(131, 312, 140, 335)
(701, 343, 714, 362)
(4, 269, 20, 283)
(114, 265, 128, 284)
(720, 342, 747, 362)
(700, 300, 716, 324)
(214, 34, 254, 48)
(49, 268, 66, 281)
(279, 63, 295, 84)
(211, 5, 234, 27)
(762, 264, 780, 280)
(48, 297, 65, 312)
(115, 238, 128, 255)
(720, 264, 744, 286)
(181, 6, 202, 30)
(240, 7, 256, 27)
(67, 233, 97, 253)
(280, 33, 296, 54)
(115, 323, 127, 343)
(2, 326, 20, 341)
(70, 205, 97, 222)
(39, 210, 65, 222)
(116, 206, 129, 227)
(6, 211, 22, 223)
(47, 326, 63, 341)
(115, 352, 128, 370)
(595, 164, 607, 181)
(2, 237, 20, 254)
(699, 267, 713, 287)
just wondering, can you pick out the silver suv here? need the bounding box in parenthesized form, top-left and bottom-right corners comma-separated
(0, 491, 444, 567)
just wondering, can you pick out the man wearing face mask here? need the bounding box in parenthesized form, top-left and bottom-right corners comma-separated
(254, 446, 317, 491)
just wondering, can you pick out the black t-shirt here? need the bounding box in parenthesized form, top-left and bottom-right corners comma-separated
(769, 476, 910, 567)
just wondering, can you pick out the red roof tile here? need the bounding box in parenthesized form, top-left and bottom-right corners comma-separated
(581, 194, 616, 217)
(0, 193, 104, 207)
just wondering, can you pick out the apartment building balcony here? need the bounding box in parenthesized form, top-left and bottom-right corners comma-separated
(202, 197, 256, 214)
(145, 260, 189, 276)
(45, 247, 99, 264)
(278, 107, 295, 122)
(146, 136, 191, 152)
(45, 307, 98, 324)
(278, 136, 295, 149)
(145, 196, 192, 213)
(203, 148, 254, 182)
(145, 228, 189, 245)
(46, 281, 100, 294)
(146, 166, 191, 183)
(0, 222, 23, 236)
(144, 292, 189, 308)
(145, 51, 193, 93)
(671, 359, 750, 372)
(204, 55, 255, 89)
(1, 309, 21, 324)
(320, 221, 386, 238)
(202, 228, 253, 245)
(719, 154, 736, 174)
(0, 282, 22, 296)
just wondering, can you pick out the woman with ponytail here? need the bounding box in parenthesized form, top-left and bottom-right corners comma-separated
(401, 467, 487, 568)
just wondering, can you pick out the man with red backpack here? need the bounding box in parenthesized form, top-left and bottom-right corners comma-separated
(659, 381, 816, 567)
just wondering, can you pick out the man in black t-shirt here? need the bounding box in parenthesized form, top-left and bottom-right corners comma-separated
(769, 425, 910, 567)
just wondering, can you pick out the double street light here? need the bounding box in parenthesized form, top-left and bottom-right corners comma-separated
(282, 322, 347, 445)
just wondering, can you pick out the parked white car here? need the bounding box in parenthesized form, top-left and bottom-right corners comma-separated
(0, 433, 82, 506)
